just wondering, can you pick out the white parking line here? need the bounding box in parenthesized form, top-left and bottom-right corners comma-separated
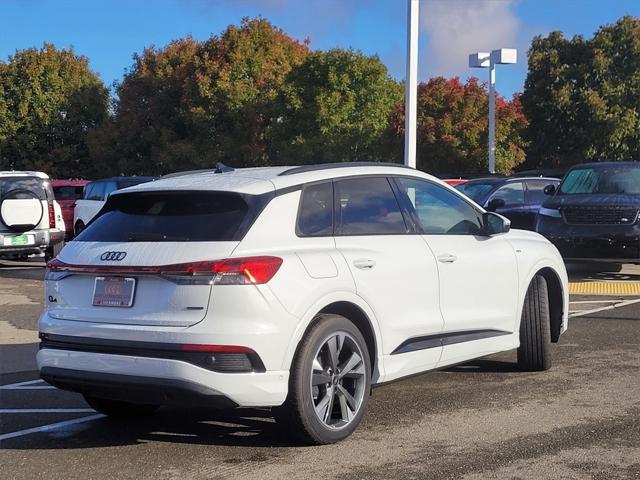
(569, 298, 640, 318)
(0, 409, 95, 414)
(0, 380, 55, 390)
(0, 414, 105, 442)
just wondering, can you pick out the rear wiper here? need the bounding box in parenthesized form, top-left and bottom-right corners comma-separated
(127, 232, 190, 242)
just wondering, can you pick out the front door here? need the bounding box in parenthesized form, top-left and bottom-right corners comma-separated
(332, 176, 444, 381)
(393, 177, 520, 365)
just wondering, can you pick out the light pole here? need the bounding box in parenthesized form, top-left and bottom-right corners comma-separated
(468, 48, 517, 174)
(404, 0, 419, 168)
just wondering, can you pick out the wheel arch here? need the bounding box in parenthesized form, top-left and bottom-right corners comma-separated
(283, 294, 383, 382)
(532, 266, 565, 343)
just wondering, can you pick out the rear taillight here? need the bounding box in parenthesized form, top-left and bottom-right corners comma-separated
(48, 203, 55, 228)
(46, 256, 283, 285)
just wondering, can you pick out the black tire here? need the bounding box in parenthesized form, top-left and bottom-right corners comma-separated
(74, 220, 85, 237)
(275, 314, 372, 445)
(44, 242, 63, 263)
(517, 275, 552, 371)
(84, 395, 159, 418)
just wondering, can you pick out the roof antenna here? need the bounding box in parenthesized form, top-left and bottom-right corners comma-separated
(214, 162, 234, 174)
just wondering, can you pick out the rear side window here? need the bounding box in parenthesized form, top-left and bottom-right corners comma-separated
(75, 192, 249, 242)
(334, 177, 406, 235)
(298, 182, 333, 236)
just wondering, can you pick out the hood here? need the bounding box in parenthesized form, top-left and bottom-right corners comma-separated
(543, 193, 640, 209)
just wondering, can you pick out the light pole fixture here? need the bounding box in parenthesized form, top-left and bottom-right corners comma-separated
(469, 48, 517, 174)
(404, 0, 419, 169)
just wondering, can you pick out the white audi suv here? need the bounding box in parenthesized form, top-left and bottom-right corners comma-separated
(38, 163, 568, 444)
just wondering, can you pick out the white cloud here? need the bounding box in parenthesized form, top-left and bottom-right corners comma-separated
(421, 0, 520, 78)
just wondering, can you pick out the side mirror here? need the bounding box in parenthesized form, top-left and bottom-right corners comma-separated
(543, 184, 556, 195)
(482, 212, 511, 236)
(486, 197, 506, 212)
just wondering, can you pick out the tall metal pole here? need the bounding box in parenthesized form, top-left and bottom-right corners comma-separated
(404, 0, 419, 168)
(488, 59, 496, 174)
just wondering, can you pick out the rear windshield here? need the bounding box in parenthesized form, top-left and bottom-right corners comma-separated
(559, 165, 640, 195)
(75, 191, 250, 242)
(53, 185, 84, 201)
(0, 177, 48, 200)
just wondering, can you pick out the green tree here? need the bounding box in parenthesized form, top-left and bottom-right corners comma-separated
(0, 44, 109, 177)
(99, 18, 309, 175)
(522, 16, 640, 169)
(383, 77, 527, 175)
(273, 49, 403, 163)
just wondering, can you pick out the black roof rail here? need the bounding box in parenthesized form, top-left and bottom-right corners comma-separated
(278, 162, 412, 176)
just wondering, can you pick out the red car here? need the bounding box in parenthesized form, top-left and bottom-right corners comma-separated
(443, 178, 468, 186)
(51, 179, 89, 239)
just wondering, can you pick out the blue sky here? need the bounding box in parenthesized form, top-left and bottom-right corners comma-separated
(2, 0, 640, 98)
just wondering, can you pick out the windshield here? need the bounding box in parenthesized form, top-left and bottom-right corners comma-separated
(0, 177, 47, 200)
(455, 182, 496, 203)
(559, 165, 640, 195)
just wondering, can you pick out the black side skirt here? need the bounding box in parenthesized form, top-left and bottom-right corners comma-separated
(391, 329, 512, 355)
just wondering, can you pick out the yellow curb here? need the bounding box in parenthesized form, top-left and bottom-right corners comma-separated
(569, 281, 640, 296)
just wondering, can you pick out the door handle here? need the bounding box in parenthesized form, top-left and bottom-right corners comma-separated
(437, 254, 457, 263)
(353, 259, 376, 269)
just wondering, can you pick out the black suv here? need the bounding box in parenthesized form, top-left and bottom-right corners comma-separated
(536, 162, 640, 263)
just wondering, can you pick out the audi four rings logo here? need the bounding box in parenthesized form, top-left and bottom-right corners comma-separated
(100, 251, 127, 261)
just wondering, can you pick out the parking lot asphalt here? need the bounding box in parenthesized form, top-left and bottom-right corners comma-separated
(1, 259, 639, 480)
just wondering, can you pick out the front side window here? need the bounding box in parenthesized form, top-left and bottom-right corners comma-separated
(489, 182, 524, 207)
(298, 182, 333, 236)
(396, 177, 482, 235)
(334, 177, 406, 235)
(525, 180, 557, 205)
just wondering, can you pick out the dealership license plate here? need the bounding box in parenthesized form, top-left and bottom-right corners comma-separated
(92, 277, 136, 307)
(3, 234, 34, 246)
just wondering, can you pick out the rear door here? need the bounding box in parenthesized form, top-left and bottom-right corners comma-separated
(332, 177, 443, 378)
(46, 190, 261, 327)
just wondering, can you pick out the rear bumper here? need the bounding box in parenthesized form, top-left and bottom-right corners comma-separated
(41, 367, 239, 408)
(37, 347, 289, 408)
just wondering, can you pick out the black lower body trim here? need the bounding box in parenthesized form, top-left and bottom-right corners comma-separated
(392, 329, 511, 355)
(39, 332, 266, 373)
(41, 367, 239, 408)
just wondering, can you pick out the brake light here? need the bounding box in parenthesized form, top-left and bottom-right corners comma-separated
(48, 203, 55, 228)
(46, 256, 283, 285)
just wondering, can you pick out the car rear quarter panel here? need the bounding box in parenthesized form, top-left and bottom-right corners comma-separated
(233, 190, 385, 376)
